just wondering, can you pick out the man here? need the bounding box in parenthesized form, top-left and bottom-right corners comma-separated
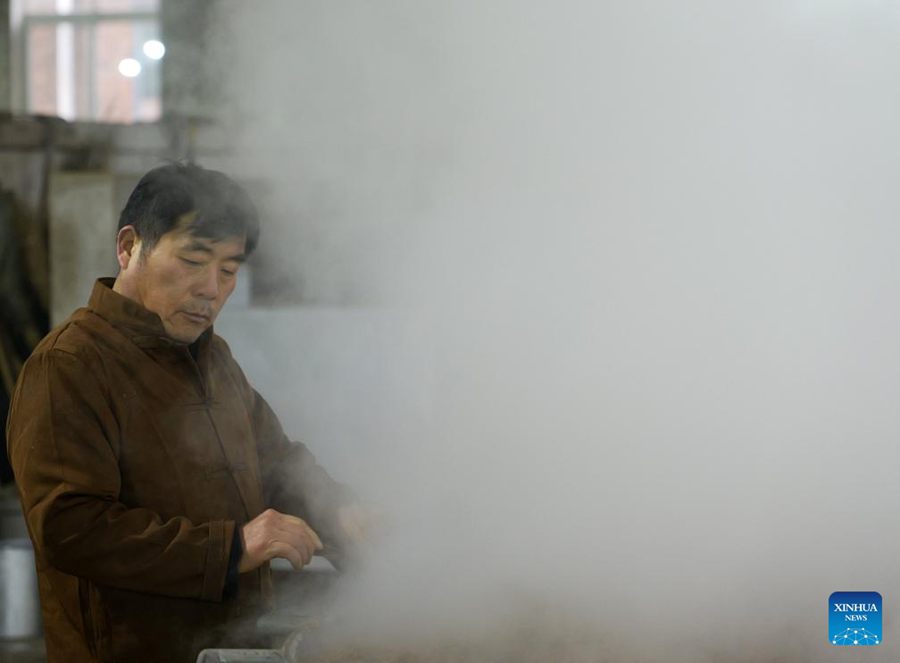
(6, 163, 368, 662)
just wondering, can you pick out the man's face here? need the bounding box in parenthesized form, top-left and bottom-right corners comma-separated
(114, 216, 247, 343)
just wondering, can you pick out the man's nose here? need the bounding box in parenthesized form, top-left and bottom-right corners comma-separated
(194, 265, 220, 300)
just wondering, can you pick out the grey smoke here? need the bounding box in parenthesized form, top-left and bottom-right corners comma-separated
(209, 1, 900, 660)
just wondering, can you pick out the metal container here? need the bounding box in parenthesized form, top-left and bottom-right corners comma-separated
(197, 556, 339, 662)
(0, 539, 42, 640)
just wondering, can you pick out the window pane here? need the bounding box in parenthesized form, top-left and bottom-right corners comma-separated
(26, 18, 161, 123)
(26, 24, 57, 116)
(95, 19, 160, 122)
(22, 0, 57, 13)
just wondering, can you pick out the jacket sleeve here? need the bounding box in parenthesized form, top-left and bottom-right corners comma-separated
(7, 348, 235, 602)
(246, 384, 356, 549)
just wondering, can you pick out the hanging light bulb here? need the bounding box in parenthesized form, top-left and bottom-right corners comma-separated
(142, 40, 166, 60)
(118, 58, 142, 77)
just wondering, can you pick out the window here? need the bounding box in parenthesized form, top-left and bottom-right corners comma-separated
(16, 0, 162, 123)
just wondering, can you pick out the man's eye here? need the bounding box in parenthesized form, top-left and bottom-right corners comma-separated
(180, 258, 201, 266)
(221, 269, 237, 277)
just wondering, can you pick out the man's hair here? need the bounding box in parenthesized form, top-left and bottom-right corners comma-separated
(117, 162, 260, 256)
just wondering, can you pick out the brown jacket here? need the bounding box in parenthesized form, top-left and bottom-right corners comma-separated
(6, 278, 351, 662)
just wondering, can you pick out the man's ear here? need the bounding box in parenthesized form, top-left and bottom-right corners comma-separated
(116, 226, 141, 271)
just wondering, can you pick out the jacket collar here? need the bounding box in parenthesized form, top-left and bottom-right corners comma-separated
(88, 277, 214, 352)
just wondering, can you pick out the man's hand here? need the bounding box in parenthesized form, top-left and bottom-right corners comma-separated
(239, 508, 323, 573)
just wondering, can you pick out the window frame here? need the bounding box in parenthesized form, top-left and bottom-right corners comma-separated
(12, 3, 161, 123)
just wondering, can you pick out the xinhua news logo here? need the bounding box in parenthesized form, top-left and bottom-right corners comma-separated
(829, 591, 882, 646)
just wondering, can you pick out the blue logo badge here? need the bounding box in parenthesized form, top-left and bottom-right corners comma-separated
(829, 591, 882, 646)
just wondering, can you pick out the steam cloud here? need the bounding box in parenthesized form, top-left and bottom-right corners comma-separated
(209, 1, 900, 660)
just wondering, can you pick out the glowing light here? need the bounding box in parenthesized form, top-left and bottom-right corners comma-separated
(118, 58, 142, 78)
(142, 40, 166, 60)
